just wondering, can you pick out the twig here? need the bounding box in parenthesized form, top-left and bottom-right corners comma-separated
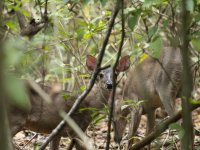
(106, 0, 124, 149)
(44, 0, 48, 18)
(38, 0, 121, 148)
(147, 7, 167, 42)
(22, 133, 38, 149)
(169, 0, 176, 32)
(161, 129, 170, 149)
(15, 0, 48, 38)
(35, 0, 43, 18)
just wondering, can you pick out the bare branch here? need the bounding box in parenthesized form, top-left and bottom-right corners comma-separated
(106, 0, 125, 149)
(130, 104, 200, 150)
(15, 0, 48, 39)
(38, 0, 121, 149)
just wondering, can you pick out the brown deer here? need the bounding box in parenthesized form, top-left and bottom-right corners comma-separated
(9, 55, 130, 150)
(113, 46, 182, 149)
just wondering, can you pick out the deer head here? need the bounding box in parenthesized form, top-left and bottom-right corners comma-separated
(86, 55, 130, 90)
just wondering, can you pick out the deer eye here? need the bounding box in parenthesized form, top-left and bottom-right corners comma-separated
(99, 73, 104, 78)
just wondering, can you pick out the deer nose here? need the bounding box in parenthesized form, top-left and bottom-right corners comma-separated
(106, 81, 113, 89)
(107, 84, 112, 89)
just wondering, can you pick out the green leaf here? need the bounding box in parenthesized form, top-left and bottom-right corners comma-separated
(83, 32, 93, 39)
(169, 123, 184, 139)
(76, 28, 86, 39)
(123, 99, 144, 106)
(149, 36, 163, 58)
(6, 21, 16, 31)
(62, 92, 72, 100)
(82, 0, 90, 5)
(128, 10, 141, 30)
(5, 75, 29, 110)
(128, 16, 138, 30)
(78, 74, 90, 78)
(189, 99, 200, 104)
(148, 26, 157, 39)
(143, 0, 167, 7)
(169, 122, 181, 130)
(79, 107, 98, 112)
(21, 9, 30, 17)
(80, 85, 86, 91)
(97, 20, 106, 30)
(191, 38, 200, 52)
(4, 43, 23, 66)
(178, 128, 185, 139)
(99, 0, 108, 6)
(186, 0, 194, 13)
(124, 7, 136, 15)
(92, 114, 105, 125)
(105, 10, 112, 16)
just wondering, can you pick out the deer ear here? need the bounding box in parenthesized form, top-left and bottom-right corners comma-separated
(116, 55, 130, 72)
(86, 55, 97, 71)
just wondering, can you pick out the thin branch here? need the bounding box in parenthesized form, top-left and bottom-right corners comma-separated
(35, 0, 43, 18)
(15, 0, 48, 39)
(142, 18, 149, 40)
(130, 104, 200, 150)
(106, 0, 124, 149)
(169, 0, 176, 32)
(44, 0, 48, 21)
(155, 7, 167, 28)
(38, 0, 121, 149)
(147, 7, 167, 42)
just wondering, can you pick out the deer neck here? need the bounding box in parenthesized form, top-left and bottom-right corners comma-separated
(89, 84, 111, 107)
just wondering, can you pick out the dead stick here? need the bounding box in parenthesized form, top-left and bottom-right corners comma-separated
(130, 104, 200, 150)
(38, 0, 120, 149)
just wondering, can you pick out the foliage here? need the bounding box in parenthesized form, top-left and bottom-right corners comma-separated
(169, 123, 185, 139)
(3, 0, 199, 87)
(2, 0, 200, 149)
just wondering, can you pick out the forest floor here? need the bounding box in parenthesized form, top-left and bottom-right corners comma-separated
(14, 100, 200, 150)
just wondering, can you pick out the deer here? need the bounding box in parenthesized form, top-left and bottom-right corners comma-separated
(9, 55, 130, 150)
(112, 46, 183, 149)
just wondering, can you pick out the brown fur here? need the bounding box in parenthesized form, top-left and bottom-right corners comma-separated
(113, 47, 182, 149)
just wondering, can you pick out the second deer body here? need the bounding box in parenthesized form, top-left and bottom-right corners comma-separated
(113, 46, 183, 149)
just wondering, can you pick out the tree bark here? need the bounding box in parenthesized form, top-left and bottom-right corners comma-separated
(180, 0, 194, 149)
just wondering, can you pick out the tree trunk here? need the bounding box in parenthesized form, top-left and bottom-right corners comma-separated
(0, 0, 13, 149)
(180, 0, 193, 149)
